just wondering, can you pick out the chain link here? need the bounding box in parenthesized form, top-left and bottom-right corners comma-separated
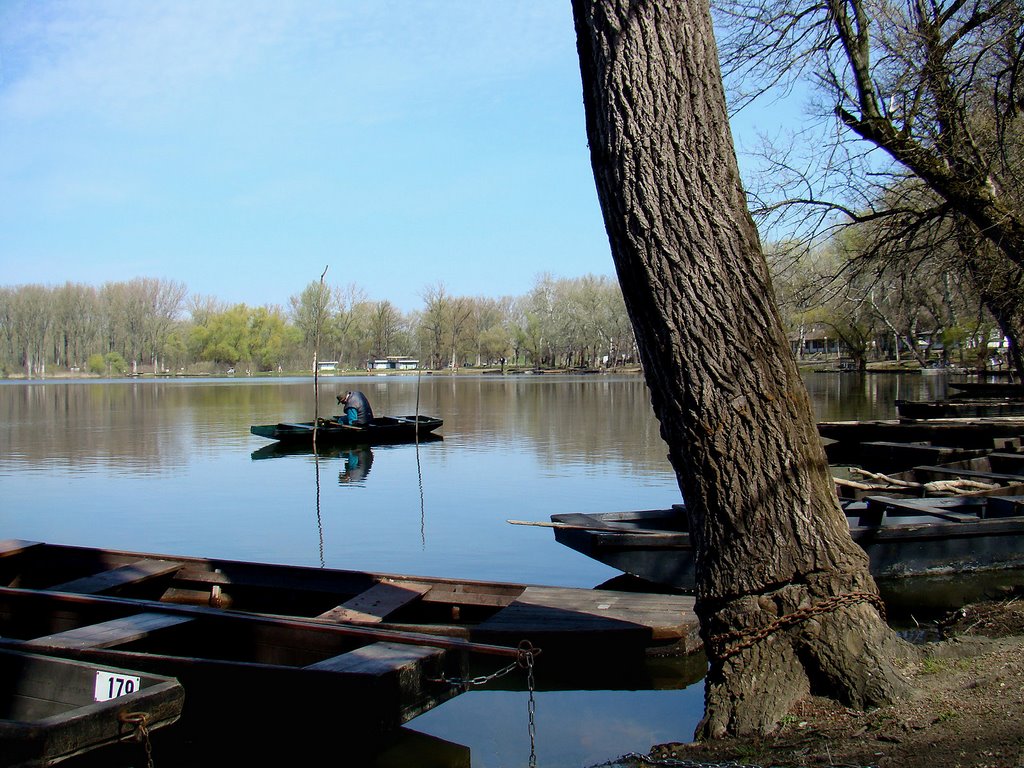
(525, 646, 537, 768)
(430, 641, 540, 767)
(428, 640, 541, 688)
(118, 711, 154, 768)
(708, 591, 887, 660)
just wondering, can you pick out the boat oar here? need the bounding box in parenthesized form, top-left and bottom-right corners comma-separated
(506, 519, 682, 537)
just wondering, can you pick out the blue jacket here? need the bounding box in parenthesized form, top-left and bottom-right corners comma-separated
(339, 390, 374, 425)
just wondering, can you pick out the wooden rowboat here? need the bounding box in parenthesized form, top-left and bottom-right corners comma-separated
(0, 647, 183, 767)
(546, 494, 1024, 592)
(835, 452, 1024, 500)
(0, 540, 698, 664)
(895, 398, 1024, 420)
(250, 415, 444, 446)
(948, 381, 1024, 399)
(0, 539, 699, 747)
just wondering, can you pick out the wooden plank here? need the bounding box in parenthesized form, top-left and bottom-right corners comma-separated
(0, 539, 43, 559)
(24, 612, 193, 650)
(473, 586, 700, 653)
(418, 584, 520, 609)
(864, 496, 984, 522)
(306, 641, 442, 675)
(48, 559, 182, 595)
(317, 580, 431, 624)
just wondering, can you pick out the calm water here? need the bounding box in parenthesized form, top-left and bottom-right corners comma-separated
(0, 372, 950, 767)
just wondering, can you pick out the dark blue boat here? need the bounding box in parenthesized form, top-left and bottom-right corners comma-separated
(250, 414, 443, 446)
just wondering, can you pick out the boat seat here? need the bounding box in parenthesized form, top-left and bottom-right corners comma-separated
(317, 579, 431, 623)
(48, 559, 183, 595)
(24, 612, 194, 651)
(305, 641, 444, 675)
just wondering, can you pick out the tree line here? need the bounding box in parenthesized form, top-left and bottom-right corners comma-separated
(1, 237, 1013, 379)
(0, 274, 639, 377)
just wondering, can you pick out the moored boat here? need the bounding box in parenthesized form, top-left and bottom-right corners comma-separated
(834, 452, 1024, 500)
(250, 414, 443, 445)
(0, 540, 698, 663)
(948, 381, 1024, 399)
(818, 417, 1024, 450)
(546, 494, 1024, 592)
(895, 398, 1024, 420)
(0, 647, 183, 767)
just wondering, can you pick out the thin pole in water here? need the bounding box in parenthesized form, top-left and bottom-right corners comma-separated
(312, 265, 329, 452)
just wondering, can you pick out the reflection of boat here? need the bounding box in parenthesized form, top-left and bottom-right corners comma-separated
(548, 494, 1024, 591)
(895, 398, 1024, 419)
(0, 647, 184, 767)
(250, 415, 444, 446)
(250, 439, 446, 462)
(0, 540, 699, 669)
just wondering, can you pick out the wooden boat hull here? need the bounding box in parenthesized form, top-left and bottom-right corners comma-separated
(896, 399, 1024, 420)
(250, 415, 443, 445)
(0, 540, 698, 665)
(0, 647, 183, 767)
(948, 382, 1024, 399)
(818, 417, 1024, 447)
(0, 586, 468, 739)
(835, 453, 1024, 500)
(551, 496, 1024, 592)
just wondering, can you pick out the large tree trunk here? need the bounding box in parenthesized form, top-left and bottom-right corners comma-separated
(572, 0, 911, 738)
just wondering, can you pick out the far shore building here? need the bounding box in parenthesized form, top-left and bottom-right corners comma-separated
(369, 356, 420, 371)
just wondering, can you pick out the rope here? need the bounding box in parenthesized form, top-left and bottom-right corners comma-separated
(708, 591, 887, 660)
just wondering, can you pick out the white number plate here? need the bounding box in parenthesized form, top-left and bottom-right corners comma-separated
(94, 670, 141, 702)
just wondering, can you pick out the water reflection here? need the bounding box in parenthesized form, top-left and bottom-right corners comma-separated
(0, 372, 986, 768)
(339, 444, 374, 484)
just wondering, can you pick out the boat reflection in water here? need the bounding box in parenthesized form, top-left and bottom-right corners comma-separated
(250, 434, 441, 464)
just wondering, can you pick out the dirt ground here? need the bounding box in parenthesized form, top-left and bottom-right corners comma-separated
(648, 599, 1024, 768)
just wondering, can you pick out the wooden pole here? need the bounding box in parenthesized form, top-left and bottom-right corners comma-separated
(312, 265, 329, 452)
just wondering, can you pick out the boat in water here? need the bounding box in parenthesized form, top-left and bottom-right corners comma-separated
(250, 414, 444, 446)
(0, 648, 183, 767)
(547, 493, 1024, 592)
(895, 398, 1024, 420)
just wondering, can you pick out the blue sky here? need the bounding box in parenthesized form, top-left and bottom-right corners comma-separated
(0, 1, 793, 313)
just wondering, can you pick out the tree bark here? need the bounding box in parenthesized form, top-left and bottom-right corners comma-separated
(572, 0, 911, 738)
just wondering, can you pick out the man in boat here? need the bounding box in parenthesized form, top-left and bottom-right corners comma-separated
(337, 390, 374, 426)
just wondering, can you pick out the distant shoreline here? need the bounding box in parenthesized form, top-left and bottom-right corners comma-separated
(1, 365, 648, 382)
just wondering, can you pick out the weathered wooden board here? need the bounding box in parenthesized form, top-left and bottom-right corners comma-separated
(318, 580, 431, 624)
(473, 586, 700, 655)
(24, 612, 194, 651)
(49, 559, 182, 595)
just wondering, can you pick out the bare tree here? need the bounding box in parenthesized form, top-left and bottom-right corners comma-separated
(573, 0, 910, 738)
(714, 0, 1024, 371)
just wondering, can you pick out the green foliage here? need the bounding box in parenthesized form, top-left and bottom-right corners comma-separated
(187, 303, 299, 371)
(87, 353, 106, 375)
(104, 352, 128, 375)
